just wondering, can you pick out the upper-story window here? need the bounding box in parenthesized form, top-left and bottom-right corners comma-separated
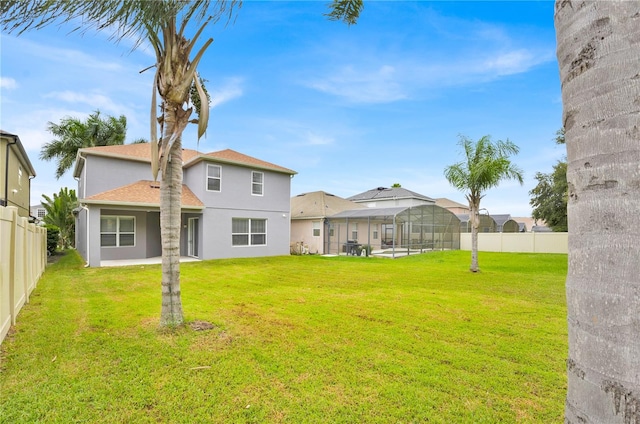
(37, 208, 46, 218)
(251, 171, 264, 196)
(18, 166, 22, 186)
(207, 164, 221, 192)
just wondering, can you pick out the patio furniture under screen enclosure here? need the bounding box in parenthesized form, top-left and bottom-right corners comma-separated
(326, 205, 461, 258)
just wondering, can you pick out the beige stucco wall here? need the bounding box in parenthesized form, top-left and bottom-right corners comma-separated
(290, 219, 325, 254)
(460, 232, 568, 254)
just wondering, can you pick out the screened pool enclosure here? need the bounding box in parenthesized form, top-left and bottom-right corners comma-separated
(326, 205, 460, 258)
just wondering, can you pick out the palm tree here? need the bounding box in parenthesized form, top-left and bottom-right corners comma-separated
(444, 135, 523, 272)
(41, 110, 127, 178)
(556, 1, 640, 421)
(42, 187, 78, 249)
(1, 0, 362, 327)
(1, 1, 239, 326)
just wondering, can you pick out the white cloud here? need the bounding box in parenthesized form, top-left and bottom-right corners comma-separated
(209, 77, 244, 108)
(43, 91, 129, 116)
(307, 64, 407, 104)
(305, 131, 334, 146)
(21, 38, 123, 71)
(479, 49, 553, 76)
(0, 77, 18, 89)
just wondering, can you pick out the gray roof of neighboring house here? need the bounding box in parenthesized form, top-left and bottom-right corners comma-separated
(347, 187, 435, 203)
(490, 214, 513, 226)
(532, 225, 553, 232)
(0, 130, 37, 176)
(290, 191, 363, 220)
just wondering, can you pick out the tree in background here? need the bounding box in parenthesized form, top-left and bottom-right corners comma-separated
(529, 129, 567, 231)
(41, 188, 77, 250)
(41, 110, 128, 179)
(556, 1, 640, 421)
(444, 135, 523, 272)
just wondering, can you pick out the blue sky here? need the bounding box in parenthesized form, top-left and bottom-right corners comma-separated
(0, 1, 563, 217)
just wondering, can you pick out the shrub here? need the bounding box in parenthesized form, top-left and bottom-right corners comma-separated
(44, 224, 60, 255)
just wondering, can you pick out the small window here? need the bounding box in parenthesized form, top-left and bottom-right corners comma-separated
(251, 171, 264, 196)
(37, 208, 46, 218)
(232, 218, 266, 246)
(312, 221, 321, 237)
(373, 224, 378, 240)
(18, 166, 22, 186)
(351, 223, 358, 241)
(207, 164, 221, 192)
(101, 216, 135, 247)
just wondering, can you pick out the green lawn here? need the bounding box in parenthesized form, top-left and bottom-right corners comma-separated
(0, 250, 567, 423)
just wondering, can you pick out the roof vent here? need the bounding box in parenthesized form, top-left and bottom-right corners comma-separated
(377, 187, 386, 191)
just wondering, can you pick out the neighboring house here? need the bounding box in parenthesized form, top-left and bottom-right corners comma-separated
(30, 204, 47, 223)
(347, 187, 435, 208)
(73, 143, 296, 267)
(0, 131, 36, 219)
(435, 197, 469, 215)
(307, 187, 461, 256)
(290, 191, 364, 254)
(490, 214, 520, 232)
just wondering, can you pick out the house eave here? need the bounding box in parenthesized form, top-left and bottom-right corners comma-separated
(80, 199, 204, 211)
(185, 155, 297, 176)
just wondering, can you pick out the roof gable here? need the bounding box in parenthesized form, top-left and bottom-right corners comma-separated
(291, 191, 363, 219)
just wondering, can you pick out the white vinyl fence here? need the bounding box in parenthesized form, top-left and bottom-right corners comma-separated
(1, 206, 47, 345)
(460, 232, 568, 254)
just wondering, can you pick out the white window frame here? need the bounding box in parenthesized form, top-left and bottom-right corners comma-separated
(373, 223, 379, 240)
(351, 223, 358, 241)
(206, 164, 222, 192)
(37, 208, 46, 218)
(312, 221, 321, 237)
(100, 216, 136, 248)
(232, 218, 267, 246)
(251, 171, 264, 196)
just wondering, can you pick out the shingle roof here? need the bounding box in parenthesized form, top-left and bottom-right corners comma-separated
(83, 180, 204, 209)
(435, 197, 468, 209)
(347, 187, 435, 202)
(192, 148, 296, 174)
(74, 144, 296, 176)
(290, 191, 363, 219)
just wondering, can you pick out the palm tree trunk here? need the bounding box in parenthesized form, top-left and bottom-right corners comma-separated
(556, 1, 640, 422)
(469, 200, 480, 272)
(159, 116, 185, 327)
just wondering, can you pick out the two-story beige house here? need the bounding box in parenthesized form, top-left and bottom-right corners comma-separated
(0, 131, 36, 218)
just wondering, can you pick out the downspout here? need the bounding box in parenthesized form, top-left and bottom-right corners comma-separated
(29, 175, 36, 222)
(79, 204, 90, 267)
(74, 154, 90, 266)
(3, 136, 18, 208)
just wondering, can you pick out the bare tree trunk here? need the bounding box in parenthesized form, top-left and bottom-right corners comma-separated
(556, 1, 640, 422)
(159, 115, 186, 327)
